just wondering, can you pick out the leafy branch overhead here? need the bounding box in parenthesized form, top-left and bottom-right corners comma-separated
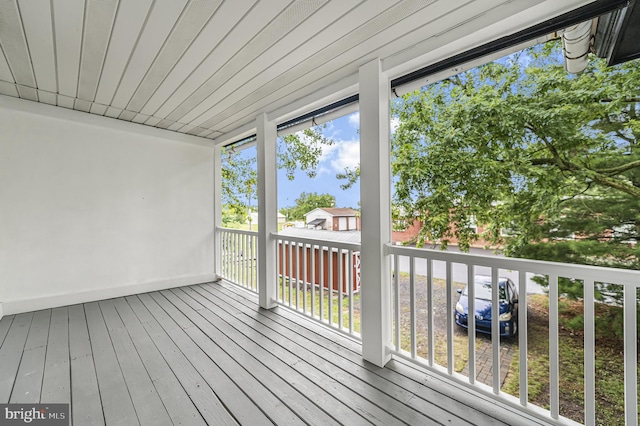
(390, 41, 640, 268)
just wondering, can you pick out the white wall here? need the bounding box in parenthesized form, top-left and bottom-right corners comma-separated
(0, 98, 215, 316)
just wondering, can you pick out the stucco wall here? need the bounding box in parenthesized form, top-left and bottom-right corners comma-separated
(0, 98, 215, 315)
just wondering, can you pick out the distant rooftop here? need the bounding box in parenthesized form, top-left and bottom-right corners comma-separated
(278, 227, 361, 245)
(306, 208, 358, 217)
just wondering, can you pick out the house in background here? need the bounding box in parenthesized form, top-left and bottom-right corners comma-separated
(305, 208, 360, 231)
(249, 211, 285, 226)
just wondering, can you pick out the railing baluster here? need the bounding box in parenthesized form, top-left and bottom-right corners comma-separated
(394, 254, 400, 352)
(288, 241, 293, 307)
(410, 255, 416, 358)
(427, 258, 434, 367)
(311, 244, 316, 318)
(468, 264, 475, 384)
(518, 269, 528, 407)
(303, 242, 308, 314)
(280, 239, 285, 302)
(584, 279, 595, 426)
(624, 285, 638, 426)
(339, 248, 344, 330)
(243, 233, 247, 287)
(549, 274, 559, 419)
(348, 249, 354, 334)
(447, 261, 453, 374)
(492, 267, 500, 394)
(319, 244, 324, 322)
(252, 234, 256, 291)
(328, 245, 334, 326)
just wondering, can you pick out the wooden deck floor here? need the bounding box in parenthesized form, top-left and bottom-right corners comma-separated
(0, 281, 548, 425)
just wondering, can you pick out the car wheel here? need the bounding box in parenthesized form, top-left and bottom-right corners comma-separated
(511, 319, 518, 337)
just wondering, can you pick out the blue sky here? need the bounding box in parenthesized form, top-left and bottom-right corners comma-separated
(231, 110, 402, 211)
(277, 112, 361, 210)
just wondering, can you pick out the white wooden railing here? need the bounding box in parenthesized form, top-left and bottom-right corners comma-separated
(273, 233, 361, 338)
(217, 225, 638, 425)
(218, 227, 258, 293)
(386, 243, 639, 426)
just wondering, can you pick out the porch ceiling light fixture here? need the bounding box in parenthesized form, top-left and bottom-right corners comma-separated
(562, 20, 594, 74)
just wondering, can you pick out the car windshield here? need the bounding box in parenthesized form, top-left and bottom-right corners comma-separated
(464, 279, 507, 301)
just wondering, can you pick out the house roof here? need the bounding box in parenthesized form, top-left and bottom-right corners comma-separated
(279, 227, 361, 245)
(0, 1, 592, 145)
(306, 208, 358, 218)
(307, 218, 326, 227)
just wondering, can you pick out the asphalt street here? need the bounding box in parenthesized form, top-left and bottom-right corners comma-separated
(395, 246, 546, 294)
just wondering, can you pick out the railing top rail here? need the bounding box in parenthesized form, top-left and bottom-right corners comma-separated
(271, 232, 362, 251)
(385, 243, 640, 286)
(217, 226, 259, 236)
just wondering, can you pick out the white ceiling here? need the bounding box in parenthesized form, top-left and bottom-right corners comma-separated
(0, 0, 594, 144)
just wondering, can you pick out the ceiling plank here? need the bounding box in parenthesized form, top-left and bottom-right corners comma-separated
(0, 44, 15, 82)
(159, 0, 330, 122)
(93, 0, 154, 105)
(17, 0, 57, 92)
(181, 0, 367, 127)
(138, 0, 266, 117)
(77, 0, 119, 102)
(0, 80, 18, 97)
(125, 0, 223, 113)
(53, 0, 85, 98)
(198, 0, 441, 130)
(109, 0, 189, 109)
(0, 0, 36, 89)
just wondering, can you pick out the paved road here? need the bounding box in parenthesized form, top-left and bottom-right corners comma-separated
(396, 246, 546, 294)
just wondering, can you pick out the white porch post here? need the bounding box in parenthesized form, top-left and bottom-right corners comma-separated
(213, 144, 223, 279)
(257, 113, 278, 309)
(359, 58, 392, 367)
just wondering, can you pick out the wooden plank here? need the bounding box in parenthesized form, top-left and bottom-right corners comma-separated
(68, 304, 104, 426)
(52, 0, 85, 97)
(40, 308, 70, 404)
(211, 282, 510, 426)
(185, 285, 405, 426)
(112, 298, 207, 426)
(10, 310, 50, 403)
(0, 313, 34, 403)
(168, 287, 348, 425)
(219, 284, 528, 426)
(136, 292, 266, 426)
(0, 315, 15, 347)
(17, 0, 57, 92)
(157, 289, 323, 425)
(124, 295, 237, 426)
(98, 300, 172, 426)
(84, 302, 139, 425)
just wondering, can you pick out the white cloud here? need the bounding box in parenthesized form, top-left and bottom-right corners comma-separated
(328, 139, 360, 173)
(390, 117, 400, 134)
(348, 112, 359, 128)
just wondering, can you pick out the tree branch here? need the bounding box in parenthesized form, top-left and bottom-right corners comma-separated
(591, 159, 640, 176)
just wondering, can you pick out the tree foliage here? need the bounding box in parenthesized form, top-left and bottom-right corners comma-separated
(280, 192, 336, 221)
(222, 126, 334, 216)
(390, 40, 640, 268)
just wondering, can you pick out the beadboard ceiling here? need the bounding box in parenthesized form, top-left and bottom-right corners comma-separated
(0, 0, 594, 144)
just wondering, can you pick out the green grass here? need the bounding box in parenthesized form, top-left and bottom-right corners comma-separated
(503, 294, 632, 425)
(277, 279, 361, 334)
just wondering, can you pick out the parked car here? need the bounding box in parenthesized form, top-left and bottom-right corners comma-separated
(455, 275, 519, 337)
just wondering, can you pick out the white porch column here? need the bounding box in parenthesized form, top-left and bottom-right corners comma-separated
(213, 144, 223, 279)
(257, 113, 278, 309)
(359, 58, 392, 367)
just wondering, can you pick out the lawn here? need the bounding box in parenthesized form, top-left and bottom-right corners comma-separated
(503, 294, 633, 425)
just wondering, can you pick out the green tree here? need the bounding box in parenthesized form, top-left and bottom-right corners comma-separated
(222, 126, 334, 219)
(388, 40, 640, 267)
(282, 192, 336, 221)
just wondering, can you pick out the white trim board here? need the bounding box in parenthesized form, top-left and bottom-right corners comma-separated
(1, 274, 217, 316)
(0, 95, 213, 148)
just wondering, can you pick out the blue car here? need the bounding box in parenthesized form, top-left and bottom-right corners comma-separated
(455, 275, 519, 337)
